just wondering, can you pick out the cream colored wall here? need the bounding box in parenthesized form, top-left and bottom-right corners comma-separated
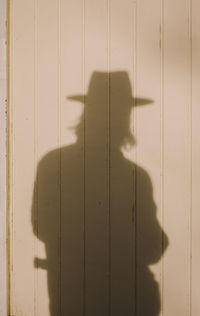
(0, 0, 7, 314)
(9, 0, 200, 315)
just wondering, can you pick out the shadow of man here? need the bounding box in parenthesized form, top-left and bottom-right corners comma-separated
(32, 71, 168, 316)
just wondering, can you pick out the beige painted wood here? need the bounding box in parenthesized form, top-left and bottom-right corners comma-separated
(192, 1, 200, 315)
(136, 1, 164, 316)
(9, 0, 200, 316)
(0, 0, 7, 314)
(109, 1, 135, 315)
(59, 1, 85, 315)
(84, 2, 109, 315)
(162, 1, 191, 316)
(9, 0, 35, 315)
(34, 0, 60, 315)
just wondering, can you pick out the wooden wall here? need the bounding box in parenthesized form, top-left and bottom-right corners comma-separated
(0, 0, 7, 315)
(9, 0, 200, 315)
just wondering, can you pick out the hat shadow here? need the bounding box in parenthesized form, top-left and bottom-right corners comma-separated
(32, 71, 168, 316)
(68, 71, 153, 106)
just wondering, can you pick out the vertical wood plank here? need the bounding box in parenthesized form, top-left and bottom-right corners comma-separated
(191, 1, 200, 315)
(84, 1, 109, 315)
(136, 1, 164, 316)
(109, 1, 135, 315)
(35, 0, 60, 314)
(9, 0, 35, 315)
(163, 1, 190, 315)
(60, 0, 84, 315)
(0, 0, 7, 314)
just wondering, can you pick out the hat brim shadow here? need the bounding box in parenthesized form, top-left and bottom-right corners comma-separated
(67, 95, 153, 106)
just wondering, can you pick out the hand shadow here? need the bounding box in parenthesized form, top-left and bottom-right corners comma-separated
(31, 71, 169, 316)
